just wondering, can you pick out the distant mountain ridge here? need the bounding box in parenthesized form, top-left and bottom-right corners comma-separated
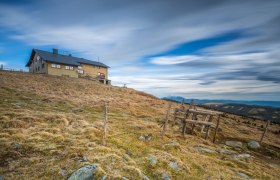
(163, 96, 280, 123)
(162, 96, 280, 108)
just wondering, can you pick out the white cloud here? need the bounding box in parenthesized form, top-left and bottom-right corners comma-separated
(151, 55, 201, 65)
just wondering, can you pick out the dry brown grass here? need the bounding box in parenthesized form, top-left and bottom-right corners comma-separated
(0, 71, 279, 179)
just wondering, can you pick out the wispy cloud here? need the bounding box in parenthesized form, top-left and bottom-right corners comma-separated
(151, 55, 201, 65)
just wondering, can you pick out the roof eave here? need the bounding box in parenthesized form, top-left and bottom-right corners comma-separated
(25, 49, 35, 67)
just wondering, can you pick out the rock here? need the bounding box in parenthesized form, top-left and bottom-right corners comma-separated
(247, 140, 260, 149)
(216, 148, 234, 155)
(13, 142, 21, 149)
(162, 173, 170, 180)
(15, 102, 24, 107)
(225, 141, 242, 148)
(148, 155, 157, 166)
(236, 172, 250, 179)
(194, 146, 216, 153)
(138, 135, 145, 141)
(164, 140, 180, 148)
(138, 134, 152, 141)
(101, 175, 107, 180)
(78, 156, 87, 162)
(265, 148, 278, 156)
(72, 108, 83, 113)
(60, 168, 68, 176)
(68, 163, 98, 180)
(122, 177, 128, 180)
(144, 134, 152, 141)
(168, 161, 180, 171)
(141, 173, 150, 180)
(0, 175, 4, 180)
(231, 153, 251, 160)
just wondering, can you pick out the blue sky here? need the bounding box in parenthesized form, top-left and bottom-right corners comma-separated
(0, 0, 280, 101)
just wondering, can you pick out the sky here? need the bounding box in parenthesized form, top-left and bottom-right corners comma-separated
(0, 0, 280, 101)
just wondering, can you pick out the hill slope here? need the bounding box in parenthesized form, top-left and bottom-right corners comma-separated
(163, 96, 280, 122)
(0, 71, 280, 179)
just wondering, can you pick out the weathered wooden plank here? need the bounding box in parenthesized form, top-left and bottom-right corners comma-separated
(184, 119, 214, 126)
(195, 108, 224, 115)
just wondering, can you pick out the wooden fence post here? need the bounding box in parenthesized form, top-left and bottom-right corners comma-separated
(190, 99, 196, 110)
(180, 98, 185, 110)
(213, 114, 220, 143)
(102, 102, 108, 146)
(260, 120, 270, 143)
(161, 103, 171, 136)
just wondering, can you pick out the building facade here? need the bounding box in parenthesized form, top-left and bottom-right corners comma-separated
(26, 49, 110, 84)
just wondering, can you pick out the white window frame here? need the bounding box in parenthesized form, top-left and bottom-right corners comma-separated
(51, 64, 61, 69)
(65, 66, 70, 70)
(69, 66, 74, 70)
(77, 70, 84, 74)
(78, 66, 82, 69)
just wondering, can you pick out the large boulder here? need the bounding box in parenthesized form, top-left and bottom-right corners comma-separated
(225, 141, 242, 148)
(68, 163, 98, 180)
(247, 140, 260, 149)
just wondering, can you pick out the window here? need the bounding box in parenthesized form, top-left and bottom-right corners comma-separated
(51, 64, 61, 68)
(65, 66, 74, 70)
(78, 66, 82, 69)
(38, 66, 40, 71)
(77, 70, 84, 74)
(42, 63, 45, 69)
(98, 72, 105, 79)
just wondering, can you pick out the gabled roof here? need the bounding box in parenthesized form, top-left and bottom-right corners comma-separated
(26, 49, 109, 68)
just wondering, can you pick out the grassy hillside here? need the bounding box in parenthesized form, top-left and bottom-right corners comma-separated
(200, 103, 280, 123)
(0, 71, 280, 179)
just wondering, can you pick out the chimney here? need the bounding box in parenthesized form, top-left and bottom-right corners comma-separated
(53, 48, 58, 55)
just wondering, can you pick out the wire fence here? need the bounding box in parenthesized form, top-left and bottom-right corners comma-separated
(0, 68, 28, 72)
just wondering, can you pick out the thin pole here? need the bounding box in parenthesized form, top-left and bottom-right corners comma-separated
(103, 102, 108, 146)
(161, 103, 171, 136)
(260, 120, 270, 143)
(180, 98, 185, 110)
